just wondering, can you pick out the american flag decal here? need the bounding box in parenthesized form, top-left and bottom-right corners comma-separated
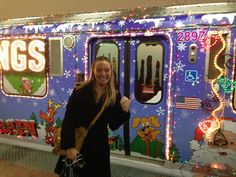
(175, 96, 201, 110)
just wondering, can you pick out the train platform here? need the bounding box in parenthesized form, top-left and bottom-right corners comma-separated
(0, 134, 195, 177)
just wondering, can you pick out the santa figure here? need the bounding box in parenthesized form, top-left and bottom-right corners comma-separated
(190, 118, 236, 176)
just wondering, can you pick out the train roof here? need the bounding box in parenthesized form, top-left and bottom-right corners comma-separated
(0, 2, 235, 27)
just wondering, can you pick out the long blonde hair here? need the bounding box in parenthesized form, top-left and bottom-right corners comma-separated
(76, 56, 117, 106)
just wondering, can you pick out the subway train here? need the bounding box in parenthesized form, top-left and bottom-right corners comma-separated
(0, 2, 236, 176)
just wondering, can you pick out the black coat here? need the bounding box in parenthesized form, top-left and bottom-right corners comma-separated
(54, 83, 130, 177)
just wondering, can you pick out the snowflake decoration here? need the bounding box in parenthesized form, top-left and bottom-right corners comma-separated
(174, 60, 185, 73)
(130, 40, 136, 46)
(67, 88, 73, 95)
(180, 110, 191, 119)
(33, 102, 38, 107)
(61, 88, 65, 92)
(130, 77, 135, 85)
(62, 100, 68, 108)
(163, 73, 168, 81)
(64, 70, 71, 78)
(16, 98, 21, 103)
(131, 108, 137, 114)
(177, 42, 187, 51)
(118, 20, 126, 27)
(176, 86, 181, 92)
(120, 72, 124, 79)
(169, 16, 176, 21)
(156, 106, 165, 116)
(207, 91, 215, 100)
(175, 20, 185, 28)
(49, 89, 56, 96)
(104, 24, 111, 30)
(225, 98, 230, 107)
(191, 76, 200, 86)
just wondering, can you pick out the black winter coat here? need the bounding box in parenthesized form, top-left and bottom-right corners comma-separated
(54, 83, 130, 177)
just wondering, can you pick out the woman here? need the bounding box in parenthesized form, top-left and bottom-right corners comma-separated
(55, 56, 131, 177)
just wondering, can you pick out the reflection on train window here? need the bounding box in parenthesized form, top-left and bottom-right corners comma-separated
(95, 42, 119, 83)
(135, 41, 164, 104)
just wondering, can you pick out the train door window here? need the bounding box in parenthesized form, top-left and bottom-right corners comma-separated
(0, 36, 47, 98)
(135, 41, 164, 104)
(205, 32, 229, 81)
(95, 42, 119, 83)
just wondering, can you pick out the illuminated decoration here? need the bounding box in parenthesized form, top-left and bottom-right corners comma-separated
(200, 35, 221, 52)
(0, 35, 48, 99)
(208, 33, 226, 139)
(217, 76, 236, 94)
(0, 38, 46, 72)
(84, 31, 173, 160)
(0, 119, 37, 137)
(230, 38, 236, 114)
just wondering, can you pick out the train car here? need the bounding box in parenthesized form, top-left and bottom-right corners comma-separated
(0, 2, 236, 176)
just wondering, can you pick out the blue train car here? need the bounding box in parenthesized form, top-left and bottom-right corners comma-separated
(0, 2, 236, 176)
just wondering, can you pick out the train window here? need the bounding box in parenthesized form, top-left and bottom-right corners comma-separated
(1, 37, 48, 98)
(135, 41, 163, 104)
(95, 42, 119, 83)
(205, 33, 228, 81)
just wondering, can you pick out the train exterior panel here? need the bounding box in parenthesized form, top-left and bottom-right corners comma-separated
(0, 2, 236, 175)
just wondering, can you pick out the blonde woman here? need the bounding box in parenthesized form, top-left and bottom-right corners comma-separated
(55, 56, 131, 177)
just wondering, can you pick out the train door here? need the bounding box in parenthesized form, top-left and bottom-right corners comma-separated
(88, 34, 171, 160)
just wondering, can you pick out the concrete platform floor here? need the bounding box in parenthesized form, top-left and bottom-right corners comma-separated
(0, 143, 170, 177)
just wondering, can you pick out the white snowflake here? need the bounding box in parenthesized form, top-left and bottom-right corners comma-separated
(61, 88, 65, 92)
(131, 108, 137, 114)
(187, 15, 196, 22)
(121, 72, 124, 79)
(49, 89, 56, 96)
(169, 16, 176, 21)
(67, 88, 73, 95)
(180, 110, 191, 119)
(175, 20, 185, 28)
(64, 70, 71, 78)
(62, 100, 68, 108)
(177, 42, 187, 51)
(118, 20, 126, 27)
(130, 40, 136, 46)
(191, 77, 200, 86)
(156, 106, 165, 116)
(104, 24, 111, 30)
(33, 102, 38, 106)
(207, 91, 215, 100)
(174, 60, 185, 73)
(16, 98, 21, 103)
(130, 77, 135, 84)
(225, 98, 231, 107)
(163, 73, 168, 81)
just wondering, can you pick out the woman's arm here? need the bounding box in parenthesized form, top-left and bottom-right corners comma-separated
(108, 92, 131, 131)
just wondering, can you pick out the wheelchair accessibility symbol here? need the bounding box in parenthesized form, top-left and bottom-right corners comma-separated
(185, 70, 198, 82)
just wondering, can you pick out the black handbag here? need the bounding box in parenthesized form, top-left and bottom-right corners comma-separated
(59, 154, 85, 177)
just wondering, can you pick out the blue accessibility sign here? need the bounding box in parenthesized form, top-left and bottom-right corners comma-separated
(185, 70, 198, 82)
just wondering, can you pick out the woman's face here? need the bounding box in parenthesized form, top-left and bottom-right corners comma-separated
(93, 60, 112, 87)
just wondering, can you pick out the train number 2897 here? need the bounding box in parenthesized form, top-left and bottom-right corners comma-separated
(177, 30, 206, 42)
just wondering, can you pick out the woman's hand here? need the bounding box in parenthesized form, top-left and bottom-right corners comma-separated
(120, 96, 131, 113)
(66, 147, 79, 160)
